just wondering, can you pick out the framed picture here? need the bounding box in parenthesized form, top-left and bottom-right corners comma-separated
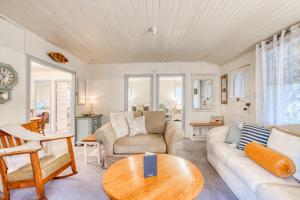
(77, 79, 86, 105)
(221, 74, 228, 104)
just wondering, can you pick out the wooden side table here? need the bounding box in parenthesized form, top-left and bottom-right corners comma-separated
(190, 122, 223, 141)
(81, 135, 103, 165)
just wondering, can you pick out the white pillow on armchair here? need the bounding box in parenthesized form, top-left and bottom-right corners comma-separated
(110, 112, 133, 139)
(126, 116, 147, 137)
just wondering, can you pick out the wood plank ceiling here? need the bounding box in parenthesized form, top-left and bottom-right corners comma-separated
(0, 0, 300, 65)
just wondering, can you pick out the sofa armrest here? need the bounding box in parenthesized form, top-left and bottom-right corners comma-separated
(95, 123, 117, 156)
(164, 121, 184, 154)
(207, 125, 230, 144)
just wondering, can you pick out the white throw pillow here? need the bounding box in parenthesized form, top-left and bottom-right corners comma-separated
(1, 142, 48, 173)
(126, 116, 147, 137)
(110, 112, 133, 139)
(267, 128, 300, 181)
(135, 105, 144, 112)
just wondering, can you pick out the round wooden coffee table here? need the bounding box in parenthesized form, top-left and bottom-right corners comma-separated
(102, 154, 204, 200)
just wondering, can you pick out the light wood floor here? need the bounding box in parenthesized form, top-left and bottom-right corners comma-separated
(8, 139, 237, 200)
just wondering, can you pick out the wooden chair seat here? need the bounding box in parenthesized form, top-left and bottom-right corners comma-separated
(8, 153, 70, 182)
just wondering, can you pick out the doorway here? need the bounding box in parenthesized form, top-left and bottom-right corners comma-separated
(157, 74, 185, 128)
(29, 58, 75, 133)
(124, 73, 185, 128)
(124, 74, 153, 111)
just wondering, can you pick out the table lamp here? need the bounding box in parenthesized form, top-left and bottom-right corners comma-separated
(89, 97, 96, 115)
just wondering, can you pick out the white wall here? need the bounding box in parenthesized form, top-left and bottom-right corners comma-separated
(0, 17, 89, 126)
(220, 50, 256, 124)
(89, 62, 221, 138)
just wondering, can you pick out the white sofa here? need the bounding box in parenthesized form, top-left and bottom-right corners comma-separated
(207, 125, 300, 200)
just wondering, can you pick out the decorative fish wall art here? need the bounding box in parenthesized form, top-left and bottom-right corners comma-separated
(47, 52, 69, 63)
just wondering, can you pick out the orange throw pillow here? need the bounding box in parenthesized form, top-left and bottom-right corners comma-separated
(245, 142, 296, 177)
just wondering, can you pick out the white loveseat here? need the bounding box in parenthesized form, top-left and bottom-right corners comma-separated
(207, 125, 300, 200)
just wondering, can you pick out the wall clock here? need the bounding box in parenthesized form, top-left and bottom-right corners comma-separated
(0, 63, 18, 104)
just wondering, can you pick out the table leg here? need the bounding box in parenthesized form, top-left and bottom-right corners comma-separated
(97, 143, 100, 165)
(84, 143, 87, 164)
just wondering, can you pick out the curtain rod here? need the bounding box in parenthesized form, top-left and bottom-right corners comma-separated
(257, 22, 300, 46)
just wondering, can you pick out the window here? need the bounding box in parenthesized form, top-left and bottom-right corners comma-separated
(256, 24, 300, 125)
(230, 67, 249, 100)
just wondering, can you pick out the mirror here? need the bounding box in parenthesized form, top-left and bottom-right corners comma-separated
(193, 79, 213, 110)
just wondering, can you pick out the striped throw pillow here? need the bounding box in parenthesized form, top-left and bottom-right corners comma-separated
(237, 123, 270, 150)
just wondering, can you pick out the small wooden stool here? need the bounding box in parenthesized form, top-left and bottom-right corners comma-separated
(81, 135, 103, 165)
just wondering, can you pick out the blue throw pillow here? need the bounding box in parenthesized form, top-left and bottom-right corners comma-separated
(237, 123, 270, 150)
(225, 124, 242, 144)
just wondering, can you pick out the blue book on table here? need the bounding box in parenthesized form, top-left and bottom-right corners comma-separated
(143, 153, 157, 178)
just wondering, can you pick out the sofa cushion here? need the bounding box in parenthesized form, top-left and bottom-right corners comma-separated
(114, 134, 166, 154)
(226, 156, 300, 193)
(225, 124, 242, 144)
(126, 116, 147, 136)
(256, 183, 300, 200)
(237, 123, 270, 150)
(143, 111, 166, 134)
(209, 143, 245, 164)
(110, 112, 133, 139)
(267, 127, 300, 181)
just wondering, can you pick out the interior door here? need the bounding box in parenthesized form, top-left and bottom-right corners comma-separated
(56, 81, 71, 131)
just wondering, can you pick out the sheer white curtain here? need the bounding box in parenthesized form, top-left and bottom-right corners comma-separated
(230, 69, 247, 98)
(256, 24, 300, 125)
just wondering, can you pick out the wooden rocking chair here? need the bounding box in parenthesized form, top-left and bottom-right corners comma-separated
(0, 125, 77, 200)
(24, 112, 49, 136)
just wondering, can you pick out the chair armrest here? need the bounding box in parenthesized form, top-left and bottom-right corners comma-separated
(0, 146, 41, 157)
(95, 123, 117, 156)
(207, 125, 230, 144)
(40, 133, 74, 142)
(164, 121, 184, 154)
